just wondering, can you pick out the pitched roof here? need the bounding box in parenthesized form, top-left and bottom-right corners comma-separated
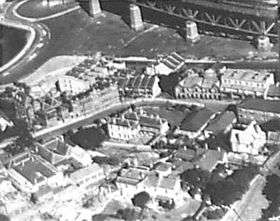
(238, 98, 280, 114)
(180, 109, 215, 132)
(205, 111, 236, 134)
(196, 149, 224, 171)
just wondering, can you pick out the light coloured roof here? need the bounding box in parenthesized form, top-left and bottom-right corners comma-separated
(70, 163, 103, 182)
(222, 69, 272, 83)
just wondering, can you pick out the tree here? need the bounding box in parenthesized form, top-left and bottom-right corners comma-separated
(180, 168, 211, 189)
(116, 208, 137, 221)
(131, 191, 150, 221)
(0, 214, 10, 221)
(132, 191, 151, 209)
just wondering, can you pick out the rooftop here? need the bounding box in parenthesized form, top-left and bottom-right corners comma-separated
(180, 109, 215, 132)
(195, 149, 225, 172)
(238, 98, 280, 114)
(13, 155, 56, 185)
(205, 111, 236, 134)
(222, 69, 273, 83)
(70, 163, 103, 182)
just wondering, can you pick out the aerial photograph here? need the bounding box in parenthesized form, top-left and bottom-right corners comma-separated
(0, 0, 279, 220)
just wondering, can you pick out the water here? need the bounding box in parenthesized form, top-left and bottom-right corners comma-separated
(0, 25, 27, 67)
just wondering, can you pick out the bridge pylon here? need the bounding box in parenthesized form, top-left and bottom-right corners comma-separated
(89, 0, 102, 17)
(129, 3, 144, 31)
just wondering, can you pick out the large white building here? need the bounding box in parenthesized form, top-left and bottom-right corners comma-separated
(55, 75, 91, 96)
(220, 68, 275, 98)
(107, 109, 169, 141)
(7, 152, 64, 193)
(230, 121, 266, 155)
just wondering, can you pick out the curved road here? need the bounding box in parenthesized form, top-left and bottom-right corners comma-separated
(0, 0, 279, 85)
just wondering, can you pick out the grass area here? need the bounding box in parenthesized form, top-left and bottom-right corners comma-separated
(17, 0, 78, 18)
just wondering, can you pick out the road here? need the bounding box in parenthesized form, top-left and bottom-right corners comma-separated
(33, 97, 204, 140)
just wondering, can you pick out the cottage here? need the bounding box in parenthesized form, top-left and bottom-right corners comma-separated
(230, 121, 266, 155)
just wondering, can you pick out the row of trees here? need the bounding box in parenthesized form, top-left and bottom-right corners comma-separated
(260, 174, 280, 220)
(180, 164, 259, 207)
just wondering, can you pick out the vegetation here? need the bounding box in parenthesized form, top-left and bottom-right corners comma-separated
(260, 174, 280, 220)
(116, 208, 137, 221)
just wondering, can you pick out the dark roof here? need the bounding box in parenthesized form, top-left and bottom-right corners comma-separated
(267, 85, 280, 97)
(139, 116, 163, 129)
(260, 118, 280, 132)
(180, 109, 215, 132)
(205, 111, 236, 134)
(238, 98, 280, 114)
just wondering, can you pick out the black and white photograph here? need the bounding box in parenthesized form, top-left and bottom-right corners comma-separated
(0, 0, 279, 220)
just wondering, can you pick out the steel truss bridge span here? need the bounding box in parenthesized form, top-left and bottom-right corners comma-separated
(130, 0, 278, 42)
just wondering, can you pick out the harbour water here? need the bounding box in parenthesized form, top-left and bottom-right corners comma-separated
(0, 25, 27, 68)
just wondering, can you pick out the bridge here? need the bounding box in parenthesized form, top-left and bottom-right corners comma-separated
(90, 0, 278, 45)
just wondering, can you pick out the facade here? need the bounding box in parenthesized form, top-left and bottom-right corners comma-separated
(230, 121, 266, 155)
(56, 76, 91, 96)
(7, 152, 63, 193)
(175, 69, 220, 100)
(237, 98, 280, 123)
(118, 74, 161, 98)
(175, 109, 216, 139)
(107, 109, 169, 141)
(116, 167, 149, 198)
(220, 68, 274, 98)
(69, 163, 105, 188)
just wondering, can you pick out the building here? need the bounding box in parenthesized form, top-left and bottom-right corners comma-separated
(220, 68, 274, 98)
(116, 167, 149, 198)
(69, 163, 105, 188)
(56, 75, 91, 96)
(142, 172, 184, 208)
(230, 121, 266, 155)
(175, 69, 220, 100)
(237, 98, 280, 123)
(7, 152, 63, 193)
(107, 109, 169, 141)
(260, 118, 280, 145)
(175, 109, 216, 139)
(118, 74, 161, 98)
(204, 111, 237, 137)
(266, 85, 280, 100)
(107, 117, 140, 141)
(154, 52, 186, 75)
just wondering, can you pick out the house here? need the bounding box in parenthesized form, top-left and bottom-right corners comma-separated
(195, 149, 227, 172)
(220, 68, 274, 99)
(7, 152, 64, 193)
(175, 69, 220, 100)
(154, 52, 186, 75)
(118, 74, 161, 98)
(230, 121, 266, 155)
(69, 163, 105, 189)
(175, 109, 216, 139)
(107, 109, 169, 141)
(116, 167, 149, 198)
(204, 111, 237, 137)
(237, 98, 280, 123)
(55, 75, 91, 96)
(142, 172, 185, 208)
